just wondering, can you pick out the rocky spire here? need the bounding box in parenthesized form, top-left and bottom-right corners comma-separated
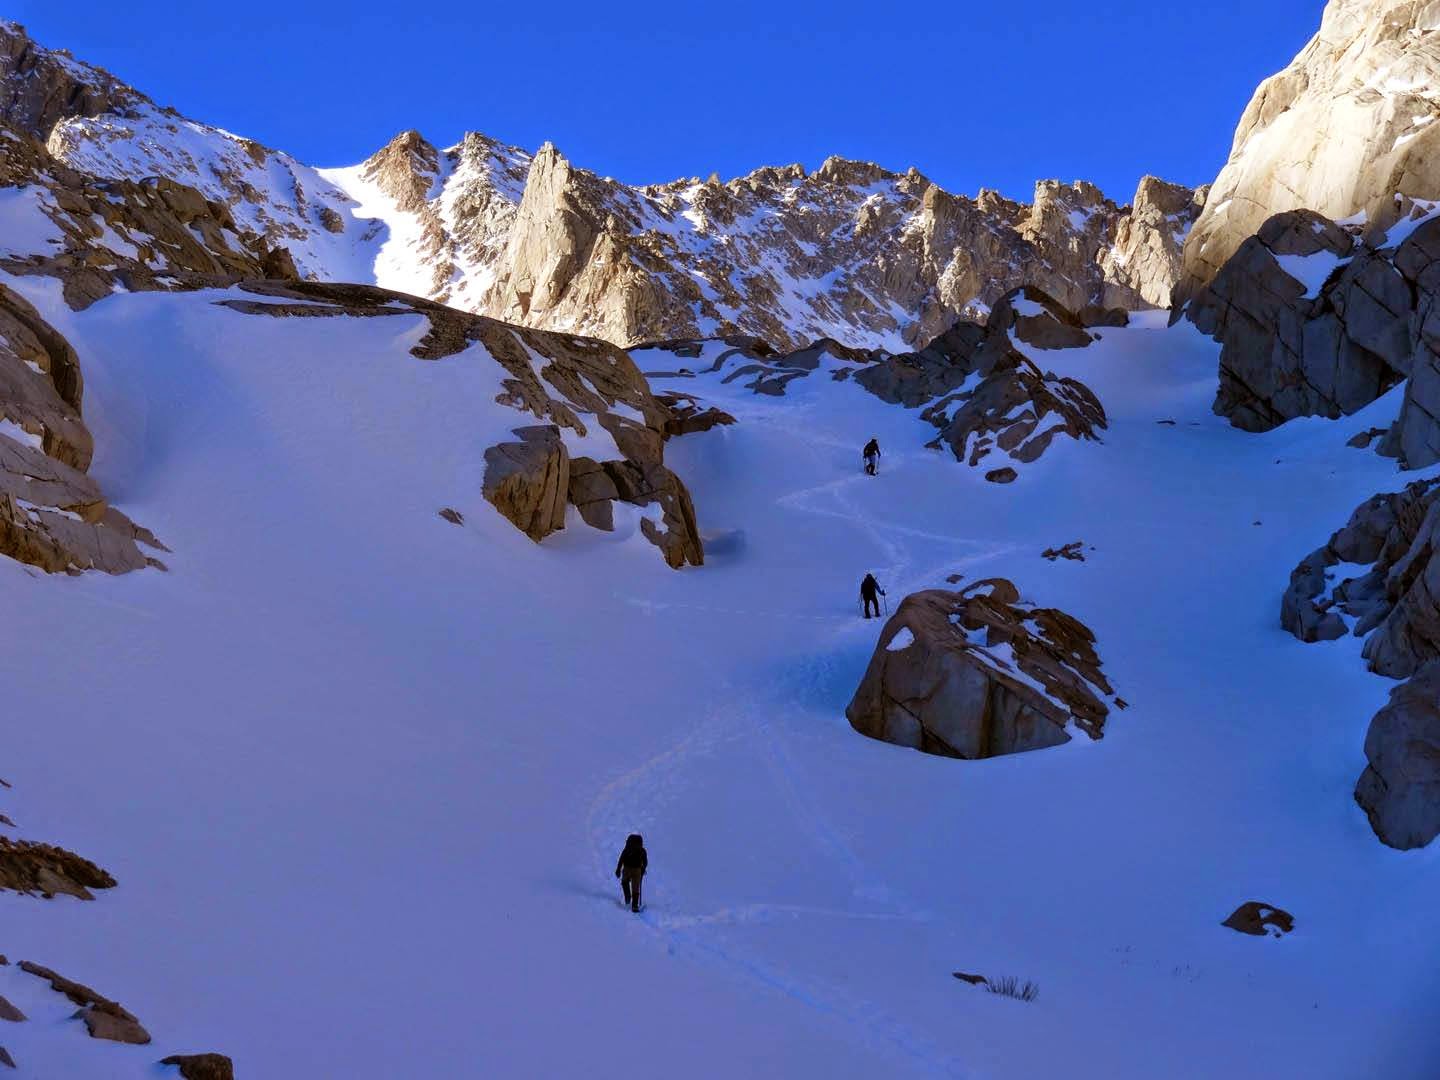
(359, 129, 440, 212)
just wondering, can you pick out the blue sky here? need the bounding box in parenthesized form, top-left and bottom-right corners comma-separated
(15, 1, 1323, 202)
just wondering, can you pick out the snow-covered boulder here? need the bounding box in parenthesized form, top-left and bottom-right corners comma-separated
(653, 391, 736, 437)
(18, 962, 149, 1044)
(1355, 659, 1440, 849)
(845, 580, 1123, 759)
(1191, 210, 1371, 430)
(1393, 221, 1440, 466)
(1221, 902, 1295, 938)
(852, 321, 990, 408)
(1282, 476, 1440, 670)
(1362, 491, 1440, 678)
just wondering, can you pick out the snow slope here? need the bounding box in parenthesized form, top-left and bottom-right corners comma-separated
(47, 105, 382, 282)
(1, 278, 1436, 1077)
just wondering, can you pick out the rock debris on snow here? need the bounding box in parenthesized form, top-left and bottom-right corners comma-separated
(1222, 902, 1295, 938)
(18, 962, 149, 1044)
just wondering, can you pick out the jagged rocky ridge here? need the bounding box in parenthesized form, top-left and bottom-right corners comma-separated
(0, 135, 298, 309)
(322, 135, 1203, 351)
(0, 21, 1204, 354)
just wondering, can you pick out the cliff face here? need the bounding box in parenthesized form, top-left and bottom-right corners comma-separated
(1178, 0, 1440, 305)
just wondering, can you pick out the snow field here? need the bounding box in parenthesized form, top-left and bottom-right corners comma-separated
(0, 288, 1435, 1077)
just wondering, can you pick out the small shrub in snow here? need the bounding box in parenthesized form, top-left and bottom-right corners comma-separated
(984, 976, 1039, 1003)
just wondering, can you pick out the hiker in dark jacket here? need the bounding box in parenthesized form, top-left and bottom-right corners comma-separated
(614, 833, 648, 913)
(860, 573, 886, 619)
(863, 437, 881, 475)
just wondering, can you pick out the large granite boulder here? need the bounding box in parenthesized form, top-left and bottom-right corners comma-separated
(1192, 210, 1376, 431)
(1355, 660, 1440, 850)
(845, 580, 1122, 759)
(482, 426, 570, 543)
(852, 321, 990, 408)
(1391, 220, 1440, 468)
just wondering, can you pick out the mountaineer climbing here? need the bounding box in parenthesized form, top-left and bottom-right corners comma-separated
(614, 833, 648, 913)
(860, 573, 886, 619)
(863, 437, 881, 475)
